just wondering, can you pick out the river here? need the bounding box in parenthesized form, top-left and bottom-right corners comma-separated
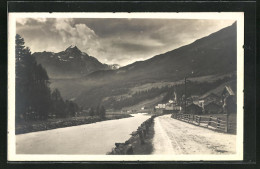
(16, 113, 151, 154)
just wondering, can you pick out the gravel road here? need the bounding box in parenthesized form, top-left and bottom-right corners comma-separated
(152, 114, 236, 155)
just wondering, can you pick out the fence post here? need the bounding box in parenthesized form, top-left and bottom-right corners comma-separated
(207, 116, 212, 128)
(217, 118, 220, 129)
(198, 116, 201, 126)
(225, 114, 229, 133)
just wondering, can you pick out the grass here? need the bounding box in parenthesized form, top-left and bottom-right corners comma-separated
(129, 73, 234, 94)
(129, 122, 155, 154)
(107, 117, 156, 155)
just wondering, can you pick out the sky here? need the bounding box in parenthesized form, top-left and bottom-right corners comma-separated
(16, 18, 235, 66)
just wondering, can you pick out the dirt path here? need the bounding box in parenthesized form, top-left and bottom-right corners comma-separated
(152, 114, 236, 155)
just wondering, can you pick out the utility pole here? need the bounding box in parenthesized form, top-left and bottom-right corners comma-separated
(184, 77, 187, 114)
(184, 71, 193, 114)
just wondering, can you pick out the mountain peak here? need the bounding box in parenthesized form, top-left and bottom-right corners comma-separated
(65, 45, 82, 55)
(68, 44, 77, 48)
(66, 45, 80, 51)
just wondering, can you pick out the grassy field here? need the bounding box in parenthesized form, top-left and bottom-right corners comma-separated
(129, 73, 235, 94)
(122, 93, 166, 111)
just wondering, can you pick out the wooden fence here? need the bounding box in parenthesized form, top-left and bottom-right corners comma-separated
(171, 113, 233, 133)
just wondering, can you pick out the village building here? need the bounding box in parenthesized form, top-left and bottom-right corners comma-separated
(198, 100, 205, 108)
(165, 102, 181, 110)
(155, 104, 166, 109)
(168, 99, 174, 104)
(184, 103, 203, 115)
(199, 93, 221, 107)
(222, 85, 236, 114)
(203, 102, 223, 114)
(185, 97, 193, 105)
(187, 95, 200, 105)
(163, 104, 181, 114)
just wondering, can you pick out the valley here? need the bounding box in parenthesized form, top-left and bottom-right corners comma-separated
(33, 22, 237, 112)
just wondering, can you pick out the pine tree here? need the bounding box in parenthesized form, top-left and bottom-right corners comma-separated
(15, 34, 52, 121)
(16, 34, 81, 121)
(100, 106, 106, 119)
(51, 88, 66, 118)
(89, 107, 95, 116)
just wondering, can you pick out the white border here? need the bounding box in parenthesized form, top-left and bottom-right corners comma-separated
(8, 12, 244, 161)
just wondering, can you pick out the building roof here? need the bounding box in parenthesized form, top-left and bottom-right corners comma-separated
(187, 103, 202, 109)
(200, 93, 220, 100)
(224, 85, 235, 95)
(204, 101, 222, 108)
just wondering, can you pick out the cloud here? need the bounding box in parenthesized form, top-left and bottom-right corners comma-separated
(16, 18, 103, 58)
(51, 19, 102, 56)
(16, 18, 235, 66)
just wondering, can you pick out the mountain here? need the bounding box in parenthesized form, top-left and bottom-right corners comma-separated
(108, 64, 120, 70)
(86, 22, 237, 83)
(74, 22, 237, 108)
(33, 45, 110, 78)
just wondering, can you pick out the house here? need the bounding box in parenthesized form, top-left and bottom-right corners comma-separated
(184, 103, 203, 115)
(165, 102, 181, 111)
(155, 104, 166, 109)
(198, 100, 205, 108)
(168, 99, 174, 104)
(222, 85, 236, 114)
(191, 95, 200, 105)
(199, 93, 221, 105)
(165, 103, 173, 110)
(222, 85, 235, 100)
(204, 102, 223, 114)
(186, 97, 193, 105)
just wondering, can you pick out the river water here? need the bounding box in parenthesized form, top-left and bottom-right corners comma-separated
(16, 113, 150, 154)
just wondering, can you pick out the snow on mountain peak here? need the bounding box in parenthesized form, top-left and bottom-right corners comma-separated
(65, 45, 82, 54)
(69, 45, 77, 48)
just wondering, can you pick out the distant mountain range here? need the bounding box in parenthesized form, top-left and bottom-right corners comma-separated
(33, 45, 119, 79)
(74, 22, 237, 108)
(33, 22, 237, 109)
(85, 22, 237, 83)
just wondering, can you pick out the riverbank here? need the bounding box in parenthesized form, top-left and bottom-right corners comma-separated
(16, 114, 132, 134)
(107, 115, 157, 155)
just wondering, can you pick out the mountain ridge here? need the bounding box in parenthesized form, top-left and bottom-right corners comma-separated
(74, 22, 237, 108)
(33, 45, 118, 78)
(85, 22, 236, 83)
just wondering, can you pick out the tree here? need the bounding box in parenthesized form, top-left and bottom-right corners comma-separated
(96, 105, 100, 116)
(67, 101, 78, 117)
(99, 106, 106, 119)
(15, 34, 53, 121)
(89, 107, 95, 116)
(51, 88, 66, 118)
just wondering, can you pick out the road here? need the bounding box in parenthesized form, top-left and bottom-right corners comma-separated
(16, 113, 150, 154)
(152, 115, 236, 155)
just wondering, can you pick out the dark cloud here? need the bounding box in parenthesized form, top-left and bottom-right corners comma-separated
(16, 18, 235, 66)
